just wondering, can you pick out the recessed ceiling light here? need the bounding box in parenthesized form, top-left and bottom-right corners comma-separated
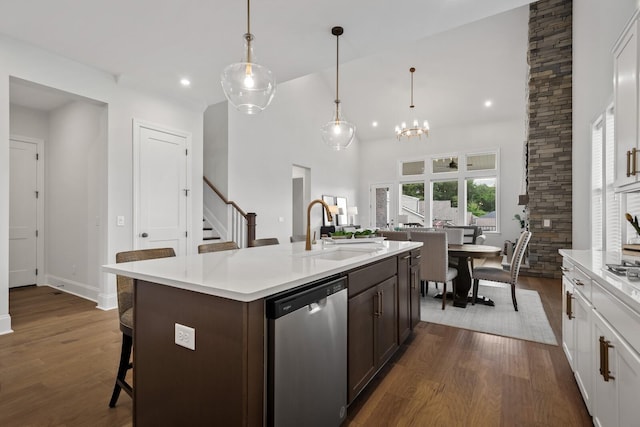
(180, 78, 191, 87)
(484, 100, 492, 107)
(372, 121, 378, 127)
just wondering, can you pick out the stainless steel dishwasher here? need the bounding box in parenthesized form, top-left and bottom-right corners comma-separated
(266, 275, 348, 427)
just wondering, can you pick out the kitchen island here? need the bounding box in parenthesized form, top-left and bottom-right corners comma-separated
(103, 240, 422, 426)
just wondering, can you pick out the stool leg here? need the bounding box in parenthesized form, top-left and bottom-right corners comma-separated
(109, 333, 133, 408)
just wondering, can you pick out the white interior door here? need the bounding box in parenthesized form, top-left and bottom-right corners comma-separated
(134, 121, 190, 255)
(9, 139, 38, 288)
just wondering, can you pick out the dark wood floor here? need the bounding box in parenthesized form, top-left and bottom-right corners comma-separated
(346, 274, 593, 426)
(0, 273, 592, 426)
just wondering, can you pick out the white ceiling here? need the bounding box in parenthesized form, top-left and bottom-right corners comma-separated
(1, 0, 533, 141)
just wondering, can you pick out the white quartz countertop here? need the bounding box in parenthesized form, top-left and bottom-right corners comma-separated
(559, 249, 640, 313)
(103, 240, 422, 302)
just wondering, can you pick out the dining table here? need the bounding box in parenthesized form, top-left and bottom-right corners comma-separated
(446, 243, 502, 308)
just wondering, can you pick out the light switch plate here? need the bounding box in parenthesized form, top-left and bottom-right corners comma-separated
(175, 323, 195, 350)
(543, 219, 552, 228)
(116, 216, 125, 226)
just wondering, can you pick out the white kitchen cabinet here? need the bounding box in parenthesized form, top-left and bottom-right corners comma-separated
(592, 309, 640, 427)
(614, 10, 640, 189)
(560, 249, 640, 426)
(561, 259, 594, 413)
(573, 288, 593, 413)
(562, 276, 575, 369)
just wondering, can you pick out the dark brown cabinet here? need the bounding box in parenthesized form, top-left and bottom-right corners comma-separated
(398, 249, 422, 342)
(347, 257, 398, 403)
(409, 249, 421, 329)
(397, 251, 412, 343)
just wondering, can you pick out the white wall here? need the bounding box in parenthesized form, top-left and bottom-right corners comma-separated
(45, 101, 106, 300)
(0, 34, 204, 334)
(573, 0, 639, 249)
(9, 104, 49, 140)
(227, 73, 360, 244)
(204, 101, 229, 194)
(358, 120, 525, 247)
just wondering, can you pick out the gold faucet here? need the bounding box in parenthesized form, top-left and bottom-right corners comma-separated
(306, 199, 333, 250)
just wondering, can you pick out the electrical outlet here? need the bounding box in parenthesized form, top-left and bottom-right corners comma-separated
(175, 323, 195, 350)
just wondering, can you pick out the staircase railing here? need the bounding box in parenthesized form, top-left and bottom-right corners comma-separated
(203, 176, 256, 248)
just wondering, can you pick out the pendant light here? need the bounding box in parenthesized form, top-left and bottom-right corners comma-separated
(320, 26, 356, 150)
(395, 67, 429, 140)
(220, 0, 276, 114)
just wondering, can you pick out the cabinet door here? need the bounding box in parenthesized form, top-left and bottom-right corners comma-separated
(348, 286, 378, 403)
(574, 289, 593, 413)
(410, 264, 421, 329)
(614, 18, 639, 188)
(397, 253, 411, 344)
(376, 276, 398, 368)
(562, 276, 576, 369)
(593, 311, 640, 427)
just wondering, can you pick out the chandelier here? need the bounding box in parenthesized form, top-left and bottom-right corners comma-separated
(220, 0, 276, 114)
(395, 67, 429, 140)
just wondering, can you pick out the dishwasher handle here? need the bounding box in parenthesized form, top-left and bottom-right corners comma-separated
(266, 275, 346, 319)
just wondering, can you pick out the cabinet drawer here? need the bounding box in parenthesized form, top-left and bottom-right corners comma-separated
(348, 257, 397, 297)
(562, 260, 591, 301)
(592, 279, 640, 355)
(410, 249, 421, 267)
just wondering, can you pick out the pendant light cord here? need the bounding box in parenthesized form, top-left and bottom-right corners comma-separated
(245, 0, 252, 63)
(410, 67, 415, 109)
(335, 31, 340, 118)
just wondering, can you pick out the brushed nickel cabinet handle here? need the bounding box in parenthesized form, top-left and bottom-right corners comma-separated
(633, 148, 638, 176)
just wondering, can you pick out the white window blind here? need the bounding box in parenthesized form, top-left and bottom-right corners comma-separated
(604, 105, 621, 251)
(591, 117, 603, 250)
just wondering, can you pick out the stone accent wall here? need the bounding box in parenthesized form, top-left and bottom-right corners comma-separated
(526, 0, 572, 278)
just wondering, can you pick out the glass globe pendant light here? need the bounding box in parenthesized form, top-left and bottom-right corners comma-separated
(321, 26, 356, 150)
(220, 0, 276, 114)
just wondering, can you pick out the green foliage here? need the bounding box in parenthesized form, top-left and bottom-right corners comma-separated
(401, 180, 496, 217)
(433, 181, 458, 207)
(401, 183, 424, 200)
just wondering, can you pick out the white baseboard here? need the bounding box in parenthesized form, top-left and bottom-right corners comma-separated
(46, 275, 98, 303)
(0, 314, 13, 335)
(96, 292, 117, 311)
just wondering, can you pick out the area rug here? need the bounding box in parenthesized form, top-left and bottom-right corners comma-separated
(420, 282, 558, 345)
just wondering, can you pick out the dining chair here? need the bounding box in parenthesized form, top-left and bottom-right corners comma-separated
(251, 237, 280, 246)
(443, 227, 464, 245)
(410, 231, 458, 310)
(198, 241, 239, 253)
(444, 225, 483, 244)
(109, 247, 176, 408)
(377, 230, 411, 241)
(471, 230, 532, 311)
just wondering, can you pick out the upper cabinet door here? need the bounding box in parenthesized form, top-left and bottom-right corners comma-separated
(614, 14, 640, 188)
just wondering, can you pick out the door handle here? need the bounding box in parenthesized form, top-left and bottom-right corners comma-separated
(627, 150, 632, 177)
(140, 232, 149, 238)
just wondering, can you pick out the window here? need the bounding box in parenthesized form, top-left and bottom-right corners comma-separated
(396, 151, 499, 231)
(431, 180, 458, 227)
(401, 160, 425, 176)
(400, 182, 425, 226)
(432, 156, 459, 173)
(466, 177, 497, 231)
(591, 116, 604, 250)
(604, 105, 620, 251)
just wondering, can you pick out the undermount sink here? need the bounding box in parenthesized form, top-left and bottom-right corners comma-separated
(293, 246, 380, 261)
